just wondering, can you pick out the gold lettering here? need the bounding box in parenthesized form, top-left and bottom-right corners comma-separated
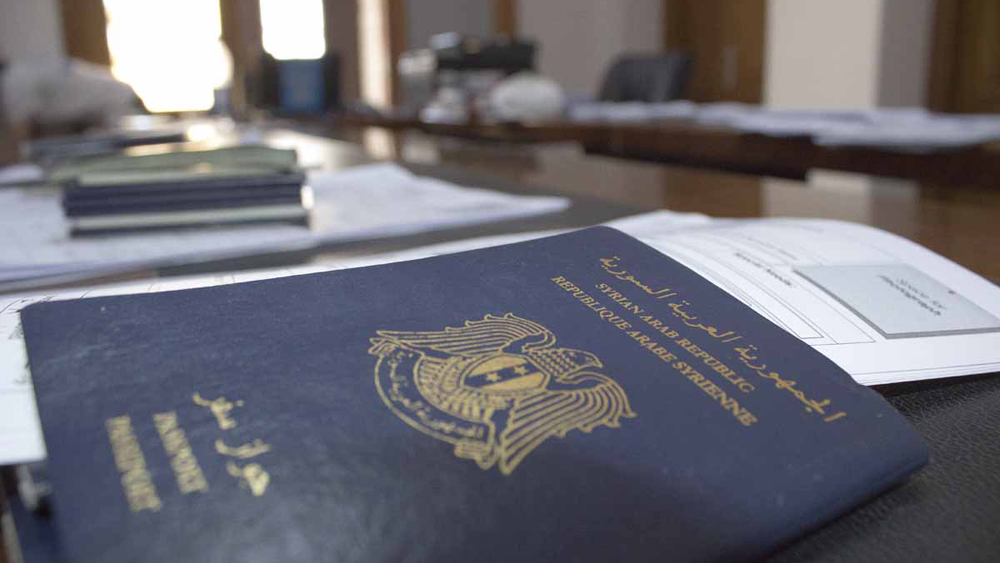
(154, 412, 209, 494)
(227, 462, 270, 496)
(106, 416, 162, 512)
(563, 274, 762, 425)
(192, 393, 244, 430)
(215, 438, 271, 459)
(671, 362, 757, 426)
(674, 338, 754, 394)
(598, 256, 677, 298)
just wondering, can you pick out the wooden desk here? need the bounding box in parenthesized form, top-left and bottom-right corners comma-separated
(312, 127, 1000, 282)
(335, 113, 1000, 189)
(591, 121, 1000, 188)
(333, 113, 602, 144)
(3, 125, 1000, 563)
(207, 128, 1000, 562)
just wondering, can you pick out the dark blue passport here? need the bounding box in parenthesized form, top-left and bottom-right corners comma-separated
(20, 227, 928, 563)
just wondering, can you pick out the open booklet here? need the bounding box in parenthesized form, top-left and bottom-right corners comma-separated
(2, 209, 998, 464)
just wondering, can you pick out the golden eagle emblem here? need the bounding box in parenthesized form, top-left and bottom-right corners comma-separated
(369, 313, 636, 475)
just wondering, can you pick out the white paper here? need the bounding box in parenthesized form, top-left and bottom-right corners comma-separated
(627, 215, 1000, 385)
(568, 101, 699, 122)
(0, 163, 44, 185)
(3, 209, 999, 463)
(567, 102, 1000, 151)
(724, 108, 1000, 152)
(0, 163, 569, 285)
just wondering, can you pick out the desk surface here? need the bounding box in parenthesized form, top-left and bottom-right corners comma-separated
(3, 124, 1000, 562)
(338, 113, 1000, 189)
(303, 126, 1000, 281)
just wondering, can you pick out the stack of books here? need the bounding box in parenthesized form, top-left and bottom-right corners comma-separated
(25, 129, 188, 164)
(56, 146, 310, 233)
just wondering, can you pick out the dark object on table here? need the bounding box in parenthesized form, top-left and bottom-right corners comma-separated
(18, 227, 926, 562)
(254, 53, 341, 114)
(62, 168, 309, 233)
(598, 53, 693, 102)
(398, 34, 537, 117)
(430, 32, 536, 72)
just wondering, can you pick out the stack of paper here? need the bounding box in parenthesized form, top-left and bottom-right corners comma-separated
(0, 163, 569, 287)
(568, 101, 699, 122)
(568, 102, 1000, 152)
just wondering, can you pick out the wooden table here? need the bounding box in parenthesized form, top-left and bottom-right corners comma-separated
(3, 125, 1000, 562)
(301, 126, 1000, 282)
(591, 121, 1000, 188)
(334, 113, 1000, 189)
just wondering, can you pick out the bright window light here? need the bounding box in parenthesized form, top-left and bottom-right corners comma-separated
(103, 0, 232, 113)
(260, 0, 327, 60)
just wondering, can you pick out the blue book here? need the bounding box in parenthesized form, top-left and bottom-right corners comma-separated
(20, 227, 928, 562)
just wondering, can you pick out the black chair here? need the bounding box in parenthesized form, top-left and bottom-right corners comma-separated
(597, 53, 692, 103)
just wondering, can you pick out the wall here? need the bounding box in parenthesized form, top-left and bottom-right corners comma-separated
(0, 0, 64, 60)
(664, 0, 767, 103)
(518, 0, 662, 97)
(764, 0, 935, 109)
(406, 0, 492, 50)
(877, 0, 935, 107)
(764, 0, 882, 108)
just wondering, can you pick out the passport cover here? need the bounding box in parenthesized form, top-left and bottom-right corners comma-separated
(20, 227, 929, 563)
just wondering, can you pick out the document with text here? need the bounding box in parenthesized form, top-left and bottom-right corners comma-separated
(615, 213, 1000, 385)
(2, 210, 998, 463)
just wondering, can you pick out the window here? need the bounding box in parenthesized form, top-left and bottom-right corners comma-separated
(103, 0, 232, 113)
(259, 0, 327, 60)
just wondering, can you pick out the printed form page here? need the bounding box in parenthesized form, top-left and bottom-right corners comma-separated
(635, 218, 1000, 385)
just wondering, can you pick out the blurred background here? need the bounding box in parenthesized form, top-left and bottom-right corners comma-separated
(1, 0, 993, 133)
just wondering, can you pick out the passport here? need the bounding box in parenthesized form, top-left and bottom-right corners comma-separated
(20, 227, 929, 563)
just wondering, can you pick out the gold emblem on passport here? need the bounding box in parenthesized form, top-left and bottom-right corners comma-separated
(369, 314, 635, 475)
